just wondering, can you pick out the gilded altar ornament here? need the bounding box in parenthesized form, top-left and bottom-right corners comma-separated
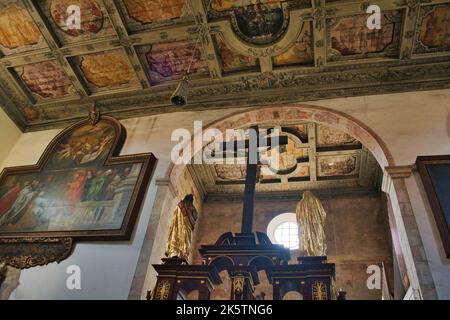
(312, 281, 328, 300)
(165, 195, 198, 260)
(154, 280, 171, 300)
(295, 191, 327, 256)
(233, 277, 244, 295)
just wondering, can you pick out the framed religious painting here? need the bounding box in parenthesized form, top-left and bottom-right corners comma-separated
(416, 155, 450, 258)
(0, 114, 156, 241)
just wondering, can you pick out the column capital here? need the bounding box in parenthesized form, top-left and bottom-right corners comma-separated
(155, 179, 177, 199)
(385, 165, 415, 179)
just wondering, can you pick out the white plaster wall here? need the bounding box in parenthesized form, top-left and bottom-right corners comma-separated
(1, 110, 234, 299)
(0, 108, 21, 168)
(1, 89, 450, 299)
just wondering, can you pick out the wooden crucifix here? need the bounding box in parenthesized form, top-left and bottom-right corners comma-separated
(218, 126, 288, 234)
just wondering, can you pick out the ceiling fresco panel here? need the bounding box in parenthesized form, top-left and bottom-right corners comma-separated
(327, 10, 403, 61)
(214, 33, 258, 72)
(71, 50, 139, 93)
(273, 21, 314, 67)
(117, 0, 190, 33)
(317, 125, 359, 148)
(317, 153, 360, 177)
(140, 40, 209, 85)
(284, 124, 308, 142)
(0, 2, 47, 55)
(12, 60, 76, 101)
(416, 4, 450, 53)
(35, 0, 115, 45)
(123, 0, 186, 23)
(0, 0, 449, 130)
(208, 0, 290, 45)
(214, 164, 247, 181)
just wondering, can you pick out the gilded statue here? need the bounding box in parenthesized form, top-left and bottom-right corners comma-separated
(295, 191, 327, 256)
(165, 194, 198, 260)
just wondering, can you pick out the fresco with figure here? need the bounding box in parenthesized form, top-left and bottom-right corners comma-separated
(0, 116, 155, 238)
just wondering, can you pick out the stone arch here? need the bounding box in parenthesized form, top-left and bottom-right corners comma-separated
(136, 104, 436, 300)
(167, 104, 394, 191)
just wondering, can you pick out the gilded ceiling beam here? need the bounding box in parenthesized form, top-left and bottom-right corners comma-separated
(188, 0, 223, 79)
(312, 0, 327, 68)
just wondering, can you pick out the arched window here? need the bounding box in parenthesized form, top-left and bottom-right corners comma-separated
(267, 213, 299, 250)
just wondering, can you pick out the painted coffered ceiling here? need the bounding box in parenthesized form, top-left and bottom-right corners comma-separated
(187, 122, 382, 196)
(0, 0, 449, 131)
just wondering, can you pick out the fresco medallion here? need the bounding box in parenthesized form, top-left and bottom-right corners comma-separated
(50, 0, 103, 36)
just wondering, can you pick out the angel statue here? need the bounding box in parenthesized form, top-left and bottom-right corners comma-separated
(295, 191, 327, 256)
(165, 194, 198, 260)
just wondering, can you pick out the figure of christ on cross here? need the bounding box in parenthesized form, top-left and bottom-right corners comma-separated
(215, 126, 288, 234)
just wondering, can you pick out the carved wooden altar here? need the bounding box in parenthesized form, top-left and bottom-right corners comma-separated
(151, 232, 344, 300)
(151, 257, 222, 300)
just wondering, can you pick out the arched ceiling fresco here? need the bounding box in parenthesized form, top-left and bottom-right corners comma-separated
(0, 0, 449, 131)
(187, 122, 381, 195)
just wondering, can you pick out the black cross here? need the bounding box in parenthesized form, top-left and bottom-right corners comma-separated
(216, 126, 288, 233)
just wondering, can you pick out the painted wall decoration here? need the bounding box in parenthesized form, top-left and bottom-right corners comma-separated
(146, 40, 209, 85)
(273, 22, 314, 66)
(78, 50, 136, 89)
(0, 115, 156, 239)
(215, 33, 258, 72)
(318, 154, 359, 177)
(14, 61, 75, 101)
(50, 0, 103, 36)
(317, 125, 359, 147)
(0, 3, 44, 55)
(418, 5, 450, 50)
(123, 0, 186, 24)
(328, 11, 401, 58)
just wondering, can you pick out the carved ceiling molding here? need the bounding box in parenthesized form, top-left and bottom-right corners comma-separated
(0, 0, 449, 131)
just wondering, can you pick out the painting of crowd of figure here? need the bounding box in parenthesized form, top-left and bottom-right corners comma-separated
(0, 118, 153, 237)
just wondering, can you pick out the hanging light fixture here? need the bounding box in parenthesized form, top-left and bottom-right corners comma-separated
(170, 6, 204, 106)
(171, 75, 189, 106)
(170, 35, 200, 106)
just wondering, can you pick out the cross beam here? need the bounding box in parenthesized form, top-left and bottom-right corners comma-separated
(219, 126, 288, 233)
